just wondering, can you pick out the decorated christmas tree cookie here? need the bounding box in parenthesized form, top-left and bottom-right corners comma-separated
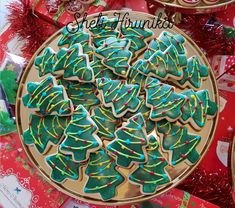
(127, 60, 147, 92)
(91, 56, 118, 80)
(177, 56, 209, 89)
(95, 37, 132, 77)
(60, 105, 102, 162)
(156, 120, 201, 165)
(89, 16, 120, 47)
(129, 135, 170, 194)
(23, 114, 70, 154)
(121, 21, 154, 59)
(58, 79, 100, 111)
(180, 89, 218, 129)
(144, 31, 186, 59)
(22, 76, 73, 116)
(34, 47, 57, 77)
(145, 77, 186, 121)
(53, 44, 94, 82)
(58, 25, 93, 60)
(46, 150, 83, 183)
(97, 78, 141, 118)
(91, 105, 121, 140)
(124, 97, 155, 134)
(138, 45, 187, 80)
(84, 148, 125, 201)
(107, 113, 148, 168)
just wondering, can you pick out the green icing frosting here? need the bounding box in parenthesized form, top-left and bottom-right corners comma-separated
(84, 148, 125, 201)
(124, 97, 155, 134)
(145, 77, 186, 121)
(127, 60, 147, 92)
(121, 21, 153, 59)
(107, 113, 148, 168)
(97, 78, 141, 118)
(46, 151, 83, 183)
(138, 45, 187, 80)
(95, 37, 132, 77)
(34, 47, 57, 77)
(53, 44, 94, 82)
(178, 56, 209, 89)
(157, 120, 201, 165)
(144, 31, 185, 59)
(58, 79, 100, 111)
(22, 76, 73, 116)
(58, 25, 93, 60)
(0, 111, 16, 136)
(0, 70, 18, 104)
(129, 135, 170, 193)
(91, 56, 118, 79)
(91, 105, 121, 140)
(60, 105, 102, 162)
(89, 16, 120, 47)
(23, 114, 69, 154)
(181, 89, 218, 129)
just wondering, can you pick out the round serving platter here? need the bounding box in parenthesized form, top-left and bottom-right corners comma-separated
(16, 11, 219, 205)
(150, 0, 234, 14)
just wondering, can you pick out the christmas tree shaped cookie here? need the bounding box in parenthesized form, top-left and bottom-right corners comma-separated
(107, 113, 148, 168)
(53, 44, 94, 82)
(58, 79, 100, 111)
(84, 148, 125, 201)
(124, 97, 155, 134)
(58, 25, 93, 60)
(180, 89, 218, 129)
(91, 105, 121, 140)
(129, 135, 170, 194)
(120, 21, 154, 59)
(34, 47, 57, 77)
(145, 77, 186, 121)
(91, 56, 118, 80)
(95, 37, 132, 77)
(144, 31, 186, 59)
(60, 105, 102, 162)
(127, 60, 147, 92)
(177, 56, 209, 89)
(46, 150, 84, 183)
(97, 78, 141, 118)
(157, 120, 201, 165)
(23, 114, 70, 154)
(138, 45, 187, 80)
(22, 76, 73, 116)
(89, 16, 120, 47)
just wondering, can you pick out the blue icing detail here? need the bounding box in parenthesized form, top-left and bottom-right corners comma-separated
(126, 139, 130, 144)
(140, 164, 144, 168)
(101, 117, 106, 122)
(134, 46, 138, 50)
(42, 92, 47, 97)
(162, 98, 167, 103)
(117, 89, 121, 94)
(27, 103, 31, 107)
(137, 125, 142, 130)
(152, 155, 157, 160)
(77, 130, 82, 135)
(116, 175, 120, 179)
(82, 112, 86, 117)
(99, 168, 103, 173)
(59, 109, 64, 114)
(171, 161, 176, 165)
(79, 92, 84, 96)
(107, 145, 111, 150)
(65, 156, 70, 161)
(165, 60, 169, 64)
(163, 174, 168, 179)
(139, 154, 145, 159)
(178, 71, 182, 76)
(196, 136, 201, 140)
(84, 187, 88, 192)
(47, 76, 52, 80)
(100, 149, 105, 154)
(169, 146, 174, 150)
(93, 141, 98, 146)
(110, 133, 114, 138)
(73, 173, 78, 179)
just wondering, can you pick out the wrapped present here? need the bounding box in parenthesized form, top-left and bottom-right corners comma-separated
(0, 133, 69, 208)
(210, 55, 235, 93)
(148, 188, 219, 208)
(32, 0, 125, 27)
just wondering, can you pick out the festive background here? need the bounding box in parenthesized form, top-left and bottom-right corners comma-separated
(0, 0, 234, 207)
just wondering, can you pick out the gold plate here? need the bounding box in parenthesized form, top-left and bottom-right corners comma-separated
(16, 11, 219, 205)
(152, 0, 234, 14)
